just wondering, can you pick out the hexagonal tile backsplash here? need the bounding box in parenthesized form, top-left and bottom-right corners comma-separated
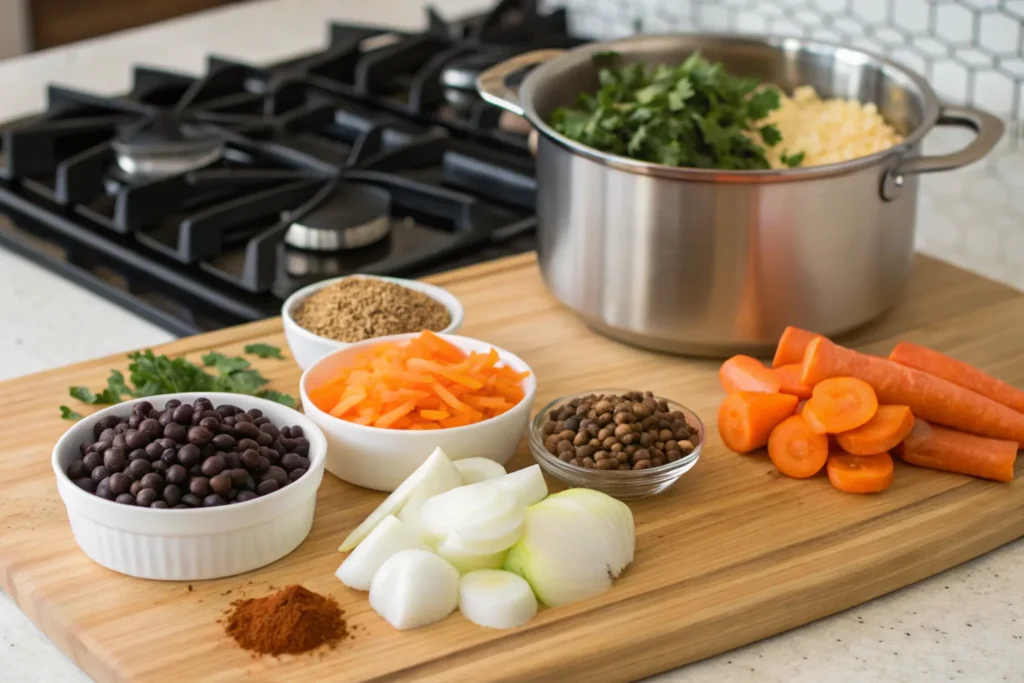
(550, 0, 1024, 119)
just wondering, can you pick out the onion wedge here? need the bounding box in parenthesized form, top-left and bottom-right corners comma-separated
(453, 457, 507, 484)
(335, 516, 429, 591)
(369, 550, 460, 630)
(459, 570, 537, 629)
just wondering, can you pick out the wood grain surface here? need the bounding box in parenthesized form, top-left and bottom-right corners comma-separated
(1, 253, 1022, 683)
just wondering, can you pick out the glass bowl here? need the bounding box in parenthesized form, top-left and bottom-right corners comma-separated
(528, 389, 704, 500)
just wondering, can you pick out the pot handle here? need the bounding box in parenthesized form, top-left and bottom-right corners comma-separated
(476, 49, 564, 117)
(881, 105, 1003, 200)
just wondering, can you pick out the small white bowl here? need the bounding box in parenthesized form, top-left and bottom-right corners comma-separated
(282, 274, 465, 371)
(52, 392, 327, 581)
(300, 333, 536, 492)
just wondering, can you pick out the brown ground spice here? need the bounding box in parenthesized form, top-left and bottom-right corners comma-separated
(224, 585, 346, 656)
(293, 277, 451, 342)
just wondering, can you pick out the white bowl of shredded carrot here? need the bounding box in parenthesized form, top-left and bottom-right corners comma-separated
(300, 331, 537, 492)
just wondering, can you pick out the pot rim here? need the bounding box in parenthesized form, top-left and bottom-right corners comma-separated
(518, 33, 940, 183)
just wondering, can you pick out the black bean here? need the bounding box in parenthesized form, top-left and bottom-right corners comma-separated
(193, 397, 213, 411)
(160, 449, 178, 465)
(233, 411, 250, 423)
(128, 448, 148, 463)
(210, 474, 232, 496)
(265, 465, 288, 485)
(292, 441, 309, 457)
(66, 460, 86, 479)
(150, 501, 169, 509)
(108, 472, 131, 495)
(189, 465, 203, 477)
(96, 479, 115, 500)
(163, 484, 183, 507)
(172, 404, 194, 424)
(163, 422, 187, 444)
(102, 447, 126, 472)
(98, 429, 116, 444)
(177, 443, 201, 468)
(82, 451, 102, 471)
(144, 441, 164, 460)
(158, 410, 175, 427)
(166, 464, 187, 485)
(256, 432, 274, 447)
(151, 460, 169, 474)
(187, 426, 212, 446)
(280, 453, 303, 471)
(128, 414, 143, 429)
(157, 437, 177, 451)
(130, 480, 143, 496)
(140, 472, 165, 491)
(203, 494, 226, 507)
(241, 474, 256, 492)
(229, 468, 249, 487)
(114, 422, 129, 435)
(138, 418, 162, 440)
(222, 416, 236, 427)
(115, 493, 136, 505)
(132, 400, 153, 416)
(248, 408, 263, 420)
(136, 489, 158, 506)
(189, 477, 211, 497)
(79, 441, 95, 457)
(237, 438, 259, 452)
(199, 416, 219, 431)
(257, 422, 279, 439)
(214, 404, 235, 418)
(182, 493, 203, 508)
(124, 458, 150, 480)
(240, 449, 261, 470)
(164, 399, 181, 409)
(211, 433, 236, 451)
(253, 416, 270, 427)
(201, 455, 226, 477)
(235, 422, 261, 439)
(235, 491, 258, 503)
(289, 468, 306, 482)
(94, 415, 119, 438)
(256, 479, 279, 496)
(222, 452, 240, 470)
(111, 433, 127, 450)
(75, 478, 97, 493)
(91, 465, 110, 483)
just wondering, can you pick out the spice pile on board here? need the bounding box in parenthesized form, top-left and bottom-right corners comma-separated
(293, 278, 451, 343)
(224, 585, 346, 656)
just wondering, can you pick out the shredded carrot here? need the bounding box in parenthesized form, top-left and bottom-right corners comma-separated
(308, 331, 528, 430)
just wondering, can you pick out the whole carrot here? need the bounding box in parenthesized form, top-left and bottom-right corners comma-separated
(898, 420, 1017, 483)
(889, 341, 1024, 414)
(802, 337, 1024, 445)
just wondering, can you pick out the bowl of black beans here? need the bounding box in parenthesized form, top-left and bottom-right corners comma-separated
(528, 390, 703, 500)
(52, 392, 327, 581)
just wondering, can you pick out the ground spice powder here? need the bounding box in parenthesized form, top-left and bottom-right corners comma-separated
(224, 585, 346, 656)
(293, 277, 451, 343)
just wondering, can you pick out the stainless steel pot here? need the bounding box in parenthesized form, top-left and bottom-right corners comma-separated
(477, 35, 1003, 356)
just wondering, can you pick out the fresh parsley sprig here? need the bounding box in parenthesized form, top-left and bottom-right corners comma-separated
(60, 344, 295, 420)
(550, 52, 803, 171)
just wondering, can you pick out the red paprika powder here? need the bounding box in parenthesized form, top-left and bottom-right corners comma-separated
(224, 585, 346, 656)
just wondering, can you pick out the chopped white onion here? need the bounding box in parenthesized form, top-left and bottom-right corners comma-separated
(369, 550, 460, 630)
(453, 457, 507, 485)
(339, 447, 460, 551)
(459, 570, 537, 630)
(335, 516, 429, 591)
(490, 464, 548, 508)
(419, 481, 524, 554)
(504, 489, 635, 607)
(436, 540, 508, 574)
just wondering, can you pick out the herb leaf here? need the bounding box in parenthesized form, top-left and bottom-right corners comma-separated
(60, 405, 83, 420)
(202, 351, 251, 374)
(258, 390, 297, 408)
(780, 150, 806, 168)
(244, 343, 284, 360)
(69, 385, 120, 405)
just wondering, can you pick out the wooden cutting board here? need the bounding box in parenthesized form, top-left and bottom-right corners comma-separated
(1, 253, 1022, 683)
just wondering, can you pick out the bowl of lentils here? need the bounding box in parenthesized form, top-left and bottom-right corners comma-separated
(528, 390, 703, 500)
(52, 392, 327, 581)
(282, 274, 464, 370)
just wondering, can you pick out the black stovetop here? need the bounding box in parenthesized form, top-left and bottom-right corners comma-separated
(0, 0, 585, 336)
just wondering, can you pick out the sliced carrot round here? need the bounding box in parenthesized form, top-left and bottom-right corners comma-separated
(802, 377, 878, 434)
(767, 414, 829, 479)
(826, 452, 894, 493)
(834, 405, 914, 455)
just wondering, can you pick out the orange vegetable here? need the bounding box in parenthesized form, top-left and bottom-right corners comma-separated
(802, 337, 1024, 445)
(719, 355, 781, 394)
(767, 414, 829, 479)
(826, 452, 894, 493)
(834, 405, 914, 455)
(772, 363, 814, 399)
(802, 377, 878, 434)
(309, 331, 528, 430)
(889, 341, 1024, 415)
(898, 420, 1016, 483)
(772, 326, 821, 368)
(718, 391, 799, 454)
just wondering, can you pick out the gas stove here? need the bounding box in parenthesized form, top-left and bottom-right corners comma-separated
(0, 0, 586, 336)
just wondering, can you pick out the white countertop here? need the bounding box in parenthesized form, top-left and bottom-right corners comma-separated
(0, 1, 1021, 681)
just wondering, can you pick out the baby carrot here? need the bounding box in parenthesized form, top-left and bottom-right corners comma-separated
(802, 337, 1024, 445)
(772, 363, 814, 399)
(826, 452, 894, 493)
(834, 405, 914, 455)
(772, 326, 821, 368)
(889, 341, 1024, 415)
(718, 391, 799, 453)
(898, 420, 1017, 482)
(719, 355, 781, 394)
(802, 377, 878, 434)
(767, 414, 829, 479)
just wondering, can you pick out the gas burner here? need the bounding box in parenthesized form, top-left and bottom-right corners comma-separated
(112, 111, 225, 178)
(283, 181, 391, 251)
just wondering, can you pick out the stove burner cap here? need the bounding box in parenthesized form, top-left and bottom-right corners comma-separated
(112, 111, 224, 178)
(284, 183, 392, 251)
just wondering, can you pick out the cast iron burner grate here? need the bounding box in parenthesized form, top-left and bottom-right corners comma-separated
(0, 0, 566, 336)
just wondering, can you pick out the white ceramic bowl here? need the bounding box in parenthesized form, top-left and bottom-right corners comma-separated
(282, 274, 465, 371)
(300, 333, 537, 492)
(52, 392, 327, 581)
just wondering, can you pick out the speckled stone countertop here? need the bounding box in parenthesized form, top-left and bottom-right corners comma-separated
(0, 1, 1021, 681)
